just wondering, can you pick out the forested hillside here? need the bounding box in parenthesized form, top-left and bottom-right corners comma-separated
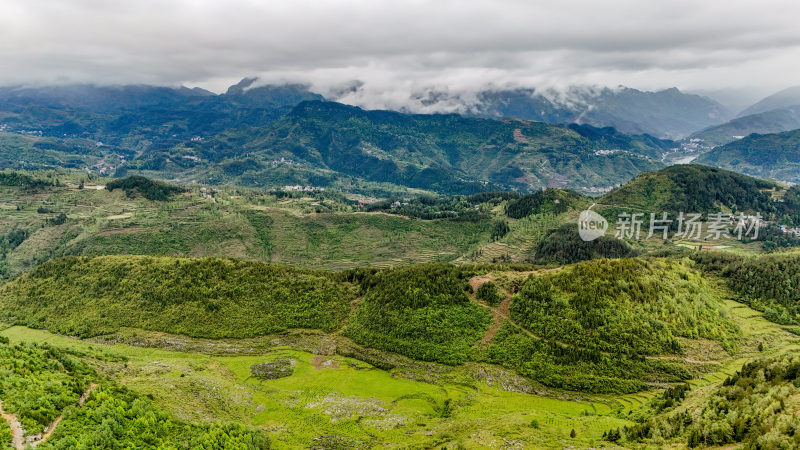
(693, 252, 800, 325)
(621, 355, 800, 448)
(697, 128, 800, 184)
(343, 264, 491, 365)
(0, 255, 742, 395)
(150, 100, 669, 194)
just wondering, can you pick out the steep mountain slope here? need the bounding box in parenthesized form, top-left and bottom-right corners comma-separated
(690, 106, 800, 147)
(697, 129, 800, 183)
(739, 85, 800, 116)
(152, 100, 670, 194)
(468, 86, 730, 139)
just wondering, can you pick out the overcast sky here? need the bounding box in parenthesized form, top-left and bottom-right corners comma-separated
(1, 0, 798, 110)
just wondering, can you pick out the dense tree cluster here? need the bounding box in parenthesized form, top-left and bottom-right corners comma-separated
(505, 189, 586, 219)
(758, 225, 800, 251)
(490, 220, 510, 241)
(531, 224, 635, 264)
(106, 175, 186, 201)
(0, 171, 51, 188)
(365, 194, 490, 221)
(622, 356, 800, 449)
(476, 281, 503, 306)
(44, 386, 270, 449)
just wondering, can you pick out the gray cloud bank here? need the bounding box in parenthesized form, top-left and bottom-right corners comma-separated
(1, 0, 798, 111)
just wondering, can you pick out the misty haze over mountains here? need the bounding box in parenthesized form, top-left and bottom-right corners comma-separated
(3, 77, 799, 139)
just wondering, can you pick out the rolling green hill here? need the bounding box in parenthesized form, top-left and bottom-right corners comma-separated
(0, 182, 798, 446)
(0, 170, 497, 280)
(599, 164, 781, 214)
(0, 256, 356, 338)
(697, 128, 800, 184)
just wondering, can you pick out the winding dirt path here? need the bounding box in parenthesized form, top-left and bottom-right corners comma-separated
(0, 400, 25, 450)
(470, 269, 718, 367)
(481, 293, 512, 344)
(1, 383, 98, 449)
(471, 268, 562, 345)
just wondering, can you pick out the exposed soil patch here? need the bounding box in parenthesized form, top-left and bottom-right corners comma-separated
(311, 356, 340, 370)
(468, 275, 513, 344)
(482, 293, 512, 344)
(468, 275, 493, 293)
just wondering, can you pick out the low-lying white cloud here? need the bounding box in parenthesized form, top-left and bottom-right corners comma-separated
(1, 0, 798, 110)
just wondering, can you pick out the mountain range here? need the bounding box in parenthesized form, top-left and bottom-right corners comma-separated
(688, 85, 800, 147)
(1, 80, 687, 195)
(690, 106, 800, 147)
(464, 86, 731, 139)
(4, 79, 800, 193)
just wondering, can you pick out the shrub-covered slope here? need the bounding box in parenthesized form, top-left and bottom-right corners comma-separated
(0, 256, 356, 338)
(624, 355, 800, 448)
(0, 338, 269, 449)
(343, 264, 492, 365)
(693, 252, 800, 325)
(487, 258, 740, 393)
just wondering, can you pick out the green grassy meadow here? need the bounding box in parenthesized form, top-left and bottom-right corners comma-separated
(0, 326, 634, 449)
